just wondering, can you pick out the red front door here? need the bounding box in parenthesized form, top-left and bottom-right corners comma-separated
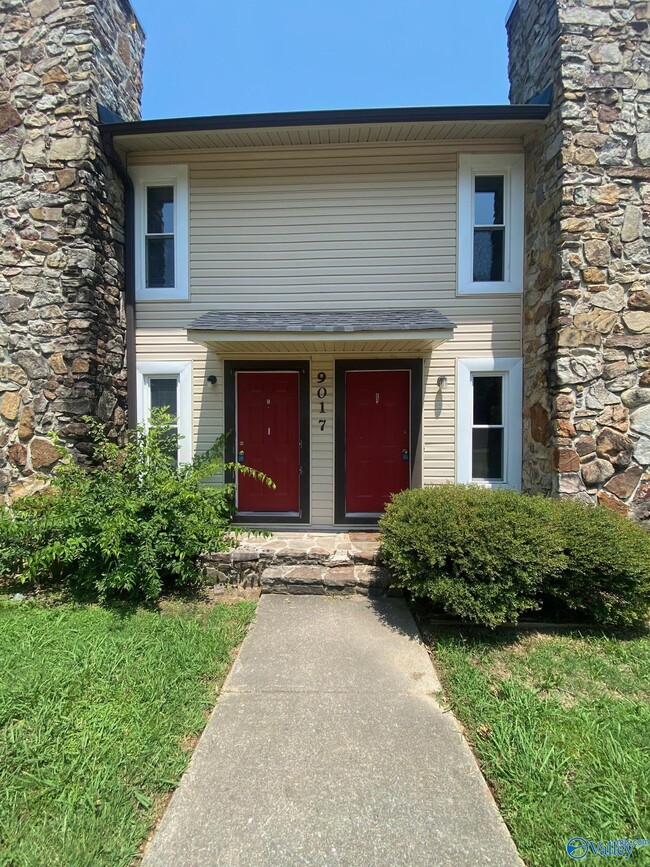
(345, 370, 411, 514)
(237, 372, 300, 512)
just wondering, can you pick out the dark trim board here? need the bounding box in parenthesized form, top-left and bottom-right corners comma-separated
(334, 359, 424, 526)
(101, 103, 551, 139)
(224, 360, 310, 525)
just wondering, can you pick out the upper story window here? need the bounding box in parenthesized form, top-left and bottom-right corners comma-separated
(146, 186, 175, 288)
(457, 154, 524, 295)
(131, 165, 189, 301)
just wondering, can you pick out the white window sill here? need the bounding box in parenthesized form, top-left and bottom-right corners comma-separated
(136, 287, 189, 302)
(457, 282, 523, 296)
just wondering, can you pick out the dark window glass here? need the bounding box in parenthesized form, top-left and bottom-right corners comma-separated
(146, 237, 175, 288)
(473, 376, 503, 425)
(149, 377, 178, 465)
(147, 186, 174, 234)
(472, 428, 504, 480)
(149, 377, 178, 416)
(473, 228, 505, 282)
(474, 176, 504, 225)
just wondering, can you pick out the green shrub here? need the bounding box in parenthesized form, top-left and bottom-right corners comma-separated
(379, 485, 650, 628)
(379, 485, 564, 627)
(543, 497, 650, 628)
(0, 412, 272, 600)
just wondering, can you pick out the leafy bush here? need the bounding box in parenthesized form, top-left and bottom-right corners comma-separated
(379, 485, 650, 628)
(379, 485, 563, 627)
(543, 498, 650, 628)
(0, 412, 272, 600)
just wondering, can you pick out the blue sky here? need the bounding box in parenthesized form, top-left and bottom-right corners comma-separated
(133, 0, 513, 120)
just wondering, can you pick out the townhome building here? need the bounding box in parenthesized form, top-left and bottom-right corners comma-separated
(1, 0, 648, 527)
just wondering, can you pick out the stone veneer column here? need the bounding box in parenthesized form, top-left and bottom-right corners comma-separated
(0, 0, 144, 502)
(508, 0, 650, 524)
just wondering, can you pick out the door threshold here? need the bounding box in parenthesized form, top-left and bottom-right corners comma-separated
(346, 513, 382, 519)
(237, 512, 300, 518)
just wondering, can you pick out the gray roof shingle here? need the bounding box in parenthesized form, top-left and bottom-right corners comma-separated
(186, 308, 455, 334)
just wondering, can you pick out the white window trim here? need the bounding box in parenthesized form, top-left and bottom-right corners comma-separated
(131, 164, 189, 301)
(456, 357, 522, 490)
(457, 153, 524, 295)
(136, 361, 193, 464)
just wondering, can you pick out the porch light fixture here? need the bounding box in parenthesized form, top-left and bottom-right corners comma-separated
(437, 375, 448, 390)
(207, 375, 217, 385)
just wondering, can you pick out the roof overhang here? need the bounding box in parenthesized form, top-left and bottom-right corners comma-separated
(101, 104, 550, 154)
(186, 308, 455, 353)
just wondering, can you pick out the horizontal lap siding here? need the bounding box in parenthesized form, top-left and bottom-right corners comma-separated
(310, 356, 335, 525)
(131, 141, 523, 320)
(135, 331, 222, 463)
(133, 140, 523, 524)
(135, 333, 521, 525)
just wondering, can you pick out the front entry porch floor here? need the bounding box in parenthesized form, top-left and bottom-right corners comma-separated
(240, 530, 381, 564)
(142, 596, 522, 867)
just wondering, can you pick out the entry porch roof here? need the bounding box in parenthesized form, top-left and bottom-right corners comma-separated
(186, 308, 455, 353)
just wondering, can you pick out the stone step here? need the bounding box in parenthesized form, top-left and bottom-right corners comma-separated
(201, 531, 385, 591)
(254, 545, 379, 567)
(260, 564, 398, 596)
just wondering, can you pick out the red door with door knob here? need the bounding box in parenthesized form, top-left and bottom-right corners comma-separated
(345, 370, 410, 514)
(236, 372, 300, 512)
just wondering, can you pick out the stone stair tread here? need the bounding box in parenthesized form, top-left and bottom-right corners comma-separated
(260, 563, 393, 595)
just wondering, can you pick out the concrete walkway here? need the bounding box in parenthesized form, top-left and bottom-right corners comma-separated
(143, 597, 521, 867)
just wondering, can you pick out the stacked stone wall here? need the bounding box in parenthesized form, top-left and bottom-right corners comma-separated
(508, 0, 650, 523)
(0, 0, 144, 502)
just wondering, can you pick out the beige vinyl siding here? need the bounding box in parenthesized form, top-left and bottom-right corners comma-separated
(133, 138, 523, 526)
(136, 332, 520, 526)
(130, 140, 523, 323)
(310, 355, 334, 525)
(135, 331, 218, 459)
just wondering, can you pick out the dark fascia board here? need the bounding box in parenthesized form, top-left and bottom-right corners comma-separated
(101, 103, 550, 138)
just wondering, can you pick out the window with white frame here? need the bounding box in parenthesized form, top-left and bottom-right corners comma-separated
(456, 358, 522, 489)
(457, 154, 524, 295)
(136, 361, 193, 464)
(131, 165, 189, 301)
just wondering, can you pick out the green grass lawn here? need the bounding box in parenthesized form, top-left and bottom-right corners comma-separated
(0, 597, 255, 867)
(421, 619, 650, 866)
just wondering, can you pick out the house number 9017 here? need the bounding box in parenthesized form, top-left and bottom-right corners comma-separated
(317, 372, 327, 431)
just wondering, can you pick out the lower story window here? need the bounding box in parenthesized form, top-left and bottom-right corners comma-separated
(136, 361, 193, 465)
(457, 358, 522, 489)
(472, 375, 504, 481)
(147, 375, 180, 464)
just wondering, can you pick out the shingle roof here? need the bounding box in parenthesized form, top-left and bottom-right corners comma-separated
(186, 309, 456, 334)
